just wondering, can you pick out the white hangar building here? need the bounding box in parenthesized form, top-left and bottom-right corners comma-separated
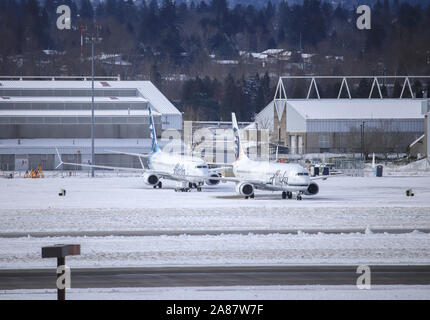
(248, 76, 430, 156)
(0, 77, 182, 171)
(254, 98, 428, 155)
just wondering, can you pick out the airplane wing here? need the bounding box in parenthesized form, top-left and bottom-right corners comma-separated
(105, 150, 151, 158)
(58, 161, 146, 172)
(310, 173, 344, 181)
(55, 148, 210, 183)
(207, 162, 233, 166)
(55, 148, 188, 181)
(107, 150, 233, 173)
(187, 174, 278, 189)
(209, 167, 232, 173)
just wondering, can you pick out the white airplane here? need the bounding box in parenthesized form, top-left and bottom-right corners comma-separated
(211, 113, 323, 200)
(55, 105, 225, 192)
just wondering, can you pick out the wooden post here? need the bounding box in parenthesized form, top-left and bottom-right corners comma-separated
(41, 244, 80, 301)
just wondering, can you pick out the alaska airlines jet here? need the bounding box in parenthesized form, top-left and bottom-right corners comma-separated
(212, 113, 321, 200)
(56, 105, 224, 191)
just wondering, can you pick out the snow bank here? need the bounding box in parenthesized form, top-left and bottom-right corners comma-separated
(1, 232, 429, 269)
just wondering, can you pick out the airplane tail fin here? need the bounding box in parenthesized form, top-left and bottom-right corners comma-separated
(232, 113, 248, 161)
(148, 104, 160, 153)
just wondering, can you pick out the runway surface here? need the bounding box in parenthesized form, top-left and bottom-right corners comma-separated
(1, 227, 429, 238)
(1, 265, 430, 290)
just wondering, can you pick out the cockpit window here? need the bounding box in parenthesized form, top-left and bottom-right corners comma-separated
(196, 165, 208, 169)
(297, 172, 309, 176)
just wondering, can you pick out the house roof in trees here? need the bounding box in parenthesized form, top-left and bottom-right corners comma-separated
(251, 53, 268, 59)
(262, 49, 285, 55)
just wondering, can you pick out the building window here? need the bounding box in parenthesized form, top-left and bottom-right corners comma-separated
(319, 135, 329, 148)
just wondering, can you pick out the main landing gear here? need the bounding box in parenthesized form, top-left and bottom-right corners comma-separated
(282, 191, 301, 200)
(153, 181, 162, 189)
(190, 183, 202, 192)
(175, 187, 191, 192)
(174, 182, 202, 192)
(245, 194, 255, 199)
(282, 191, 293, 199)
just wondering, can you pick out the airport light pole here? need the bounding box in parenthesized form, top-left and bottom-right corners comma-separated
(360, 121, 366, 159)
(85, 21, 102, 178)
(91, 30, 95, 177)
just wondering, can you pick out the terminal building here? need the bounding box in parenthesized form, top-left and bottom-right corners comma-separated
(0, 77, 182, 171)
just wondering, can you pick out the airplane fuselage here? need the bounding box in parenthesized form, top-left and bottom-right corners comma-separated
(148, 151, 209, 184)
(233, 157, 311, 192)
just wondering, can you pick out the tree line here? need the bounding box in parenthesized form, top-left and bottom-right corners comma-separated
(0, 0, 429, 120)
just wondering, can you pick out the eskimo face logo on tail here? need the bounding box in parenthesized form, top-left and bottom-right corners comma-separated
(148, 105, 159, 153)
(149, 122, 157, 151)
(233, 126, 241, 161)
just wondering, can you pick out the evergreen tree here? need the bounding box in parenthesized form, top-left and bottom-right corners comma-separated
(398, 2, 421, 29)
(79, 0, 94, 20)
(221, 74, 242, 121)
(356, 79, 371, 98)
(392, 80, 402, 98)
(413, 80, 423, 98)
(150, 64, 162, 89)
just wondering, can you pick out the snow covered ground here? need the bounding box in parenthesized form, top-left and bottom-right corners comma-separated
(365, 158, 430, 177)
(1, 175, 430, 233)
(1, 285, 429, 300)
(0, 174, 429, 269)
(1, 232, 430, 269)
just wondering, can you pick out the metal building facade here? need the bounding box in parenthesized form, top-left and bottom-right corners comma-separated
(0, 78, 182, 171)
(253, 98, 428, 154)
(306, 118, 424, 133)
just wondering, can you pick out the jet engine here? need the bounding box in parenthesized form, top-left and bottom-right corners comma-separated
(305, 182, 319, 195)
(235, 182, 254, 196)
(206, 173, 221, 186)
(143, 172, 159, 186)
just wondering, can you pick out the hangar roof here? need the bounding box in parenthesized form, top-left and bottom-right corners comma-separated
(288, 99, 426, 120)
(254, 99, 429, 130)
(0, 96, 148, 103)
(0, 80, 180, 115)
(0, 109, 160, 117)
(255, 99, 428, 131)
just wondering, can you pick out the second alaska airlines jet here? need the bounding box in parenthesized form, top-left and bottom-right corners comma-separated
(212, 113, 321, 200)
(56, 105, 224, 191)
